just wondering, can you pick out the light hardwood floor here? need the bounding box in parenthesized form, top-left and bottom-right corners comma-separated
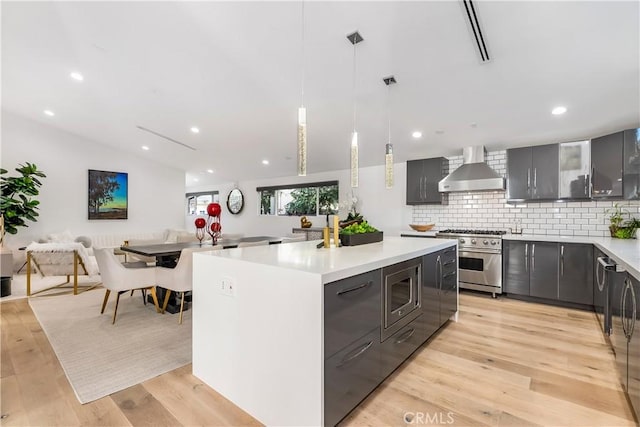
(1, 292, 636, 426)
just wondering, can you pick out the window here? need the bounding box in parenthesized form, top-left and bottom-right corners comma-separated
(257, 181, 339, 216)
(186, 191, 219, 215)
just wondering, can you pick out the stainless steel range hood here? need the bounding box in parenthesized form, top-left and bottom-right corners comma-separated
(438, 146, 505, 192)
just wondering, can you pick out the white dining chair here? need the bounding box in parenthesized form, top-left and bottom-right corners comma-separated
(237, 240, 269, 248)
(156, 245, 222, 324)
(94, 248, 160, 324)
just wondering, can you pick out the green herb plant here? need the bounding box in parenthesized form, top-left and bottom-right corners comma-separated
(340, 220, 378, 235)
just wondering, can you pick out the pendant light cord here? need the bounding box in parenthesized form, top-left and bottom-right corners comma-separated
(300, 1, 305, 106)
(387, 84, 391, 142)
(352, 42, 357, 132)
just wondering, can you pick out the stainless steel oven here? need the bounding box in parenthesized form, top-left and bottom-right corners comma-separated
(437, 229, 505, 297)
(381, 257, 422, 341)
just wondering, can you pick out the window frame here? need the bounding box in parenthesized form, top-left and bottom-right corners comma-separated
(257, 180, 339, 217)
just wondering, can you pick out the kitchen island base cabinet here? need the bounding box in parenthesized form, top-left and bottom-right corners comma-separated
(325, 328, 383, 427)
(380, 316, 428, 379)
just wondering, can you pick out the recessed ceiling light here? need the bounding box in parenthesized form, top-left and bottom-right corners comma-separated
(43, 110, 55, 116)
(193, 178, 199, 182)
(141, 145, 150, 151)
(206, 169, 214, 174)
(262, 160, 269, 165)
(70, 72, 84, 81)
(435, 129, 444, 135)
(552, 106, 567, 115)
(412, 131, 423, 139)
(190, 127, 200, 134)
(470, 122, 477, 128)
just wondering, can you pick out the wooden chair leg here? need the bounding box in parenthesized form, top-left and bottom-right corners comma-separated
(112, 293, 121, 324)
(179, 292, 185, 325)
(101, 289, 111, 314)
(148, 287, 160, 313)
(162, 290, 172, 314)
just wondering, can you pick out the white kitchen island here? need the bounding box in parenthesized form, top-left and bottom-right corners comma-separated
(192, 236, 457, 426)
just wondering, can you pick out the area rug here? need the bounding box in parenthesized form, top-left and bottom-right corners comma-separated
(29, 288, 191, 404)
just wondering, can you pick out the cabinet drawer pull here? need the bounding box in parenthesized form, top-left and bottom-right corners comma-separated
(395, 328, 416, 344)
(443, 259, 456, 266)
(442, 271, 456, 279)
(336, 280, 372, 296)
(337, 341, 373, 367)
(443, 247, 456, 254)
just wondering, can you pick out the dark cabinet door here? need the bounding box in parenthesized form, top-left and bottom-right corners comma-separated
(623, 128, 640, 200)
(558, 243, 593, 305)
(506, 147, 532, 201)
(406, 160, 424, 205)
(422, 251, 440, 340)
(531, 144, 559, 200)
(379, 316, 427, 379)
(503, 240, 530, 296)
(324, 270, 381, 359)
(423, 157, 445, 204)
(529, 242, 559, 300)
(406, 158, 447, 205)
(324, 328, 381, 427)
(627, 274, 640, 421)
(592, 131, 624, 198)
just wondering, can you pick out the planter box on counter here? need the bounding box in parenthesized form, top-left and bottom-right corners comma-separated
(339, 231, 383, 246)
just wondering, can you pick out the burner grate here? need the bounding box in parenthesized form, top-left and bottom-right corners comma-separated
(439, 229, 506, 236)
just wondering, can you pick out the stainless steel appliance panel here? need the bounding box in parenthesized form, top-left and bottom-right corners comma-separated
(458, 250, 502, 290)
(381, 258, 422, 341)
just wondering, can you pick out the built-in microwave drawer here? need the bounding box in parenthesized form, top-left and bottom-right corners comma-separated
(324, 270, 381, 359)
(381, 257, 422, 341)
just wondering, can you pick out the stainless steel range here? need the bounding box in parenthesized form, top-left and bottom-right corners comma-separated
(436, 229, 505, 297)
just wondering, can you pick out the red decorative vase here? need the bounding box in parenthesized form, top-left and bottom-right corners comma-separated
(207, 203, 222, 217)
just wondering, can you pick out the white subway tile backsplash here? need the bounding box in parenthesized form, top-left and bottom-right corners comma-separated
(411, 149, 640, 237)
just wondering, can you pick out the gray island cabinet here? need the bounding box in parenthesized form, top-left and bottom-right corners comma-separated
(192, 237, 458, 426)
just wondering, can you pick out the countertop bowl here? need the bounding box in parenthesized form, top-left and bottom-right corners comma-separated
(409, 224, 435, 232)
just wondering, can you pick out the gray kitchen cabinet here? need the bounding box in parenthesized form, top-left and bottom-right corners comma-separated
(422, 245, 457, 336)
(406, 157, 448, 205)
(591, 131, 624, 199)
(324, 328, 382, 427)
(503, 240, 530, 296)
(422, 251, 441, 340)
(558, 243, 593, 305)
(623, 128, 640, 200)
(529, 242, 559, 300)
(439, 247, 458, 326)
(506, 144, 559, 201)
(324, 270, 381, 359)
(559, 140, 591, 199)
(379, 316, 427, 379)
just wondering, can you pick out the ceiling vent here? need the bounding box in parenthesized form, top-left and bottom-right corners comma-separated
(136, 126, 196, 151)
(462, 0, 490, 62)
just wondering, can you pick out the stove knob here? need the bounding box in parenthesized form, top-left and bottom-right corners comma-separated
(491, 240, 497, 245)
(471, 239, 476, 244)
(483, 240, 489, 245)
(459, 238, 465, 244)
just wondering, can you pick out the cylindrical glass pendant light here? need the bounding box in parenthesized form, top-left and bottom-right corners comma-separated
(297, 2, 307, 176)
(383, 76, 397, 189)
(347, 31, 363, 188)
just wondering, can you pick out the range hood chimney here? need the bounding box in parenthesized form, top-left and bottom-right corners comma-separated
(438, 146, 505, 192)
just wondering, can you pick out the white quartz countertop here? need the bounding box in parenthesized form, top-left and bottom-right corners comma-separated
(504, 234, 640, 281)
(196, 236, 456, 284)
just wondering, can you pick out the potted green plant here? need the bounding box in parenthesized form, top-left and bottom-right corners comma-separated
(606, 203, 637, 239)
(0, 163, 46, 297)
(1, 162, 46, 237)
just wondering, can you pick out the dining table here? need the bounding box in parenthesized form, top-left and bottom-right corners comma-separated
(119, 236, 284, 314)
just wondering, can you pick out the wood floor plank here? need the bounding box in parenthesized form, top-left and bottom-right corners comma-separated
(111, 384, 181, 427)
(1, 292, 636, 426)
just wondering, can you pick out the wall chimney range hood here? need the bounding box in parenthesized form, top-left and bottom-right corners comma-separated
(438, 146, 505, 192)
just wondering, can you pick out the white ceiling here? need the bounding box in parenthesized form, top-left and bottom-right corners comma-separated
(2, 1, 639, 187)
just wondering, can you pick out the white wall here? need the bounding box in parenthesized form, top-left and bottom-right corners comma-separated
(185, 163, 414, 238)
(1, 110, 185, 250)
